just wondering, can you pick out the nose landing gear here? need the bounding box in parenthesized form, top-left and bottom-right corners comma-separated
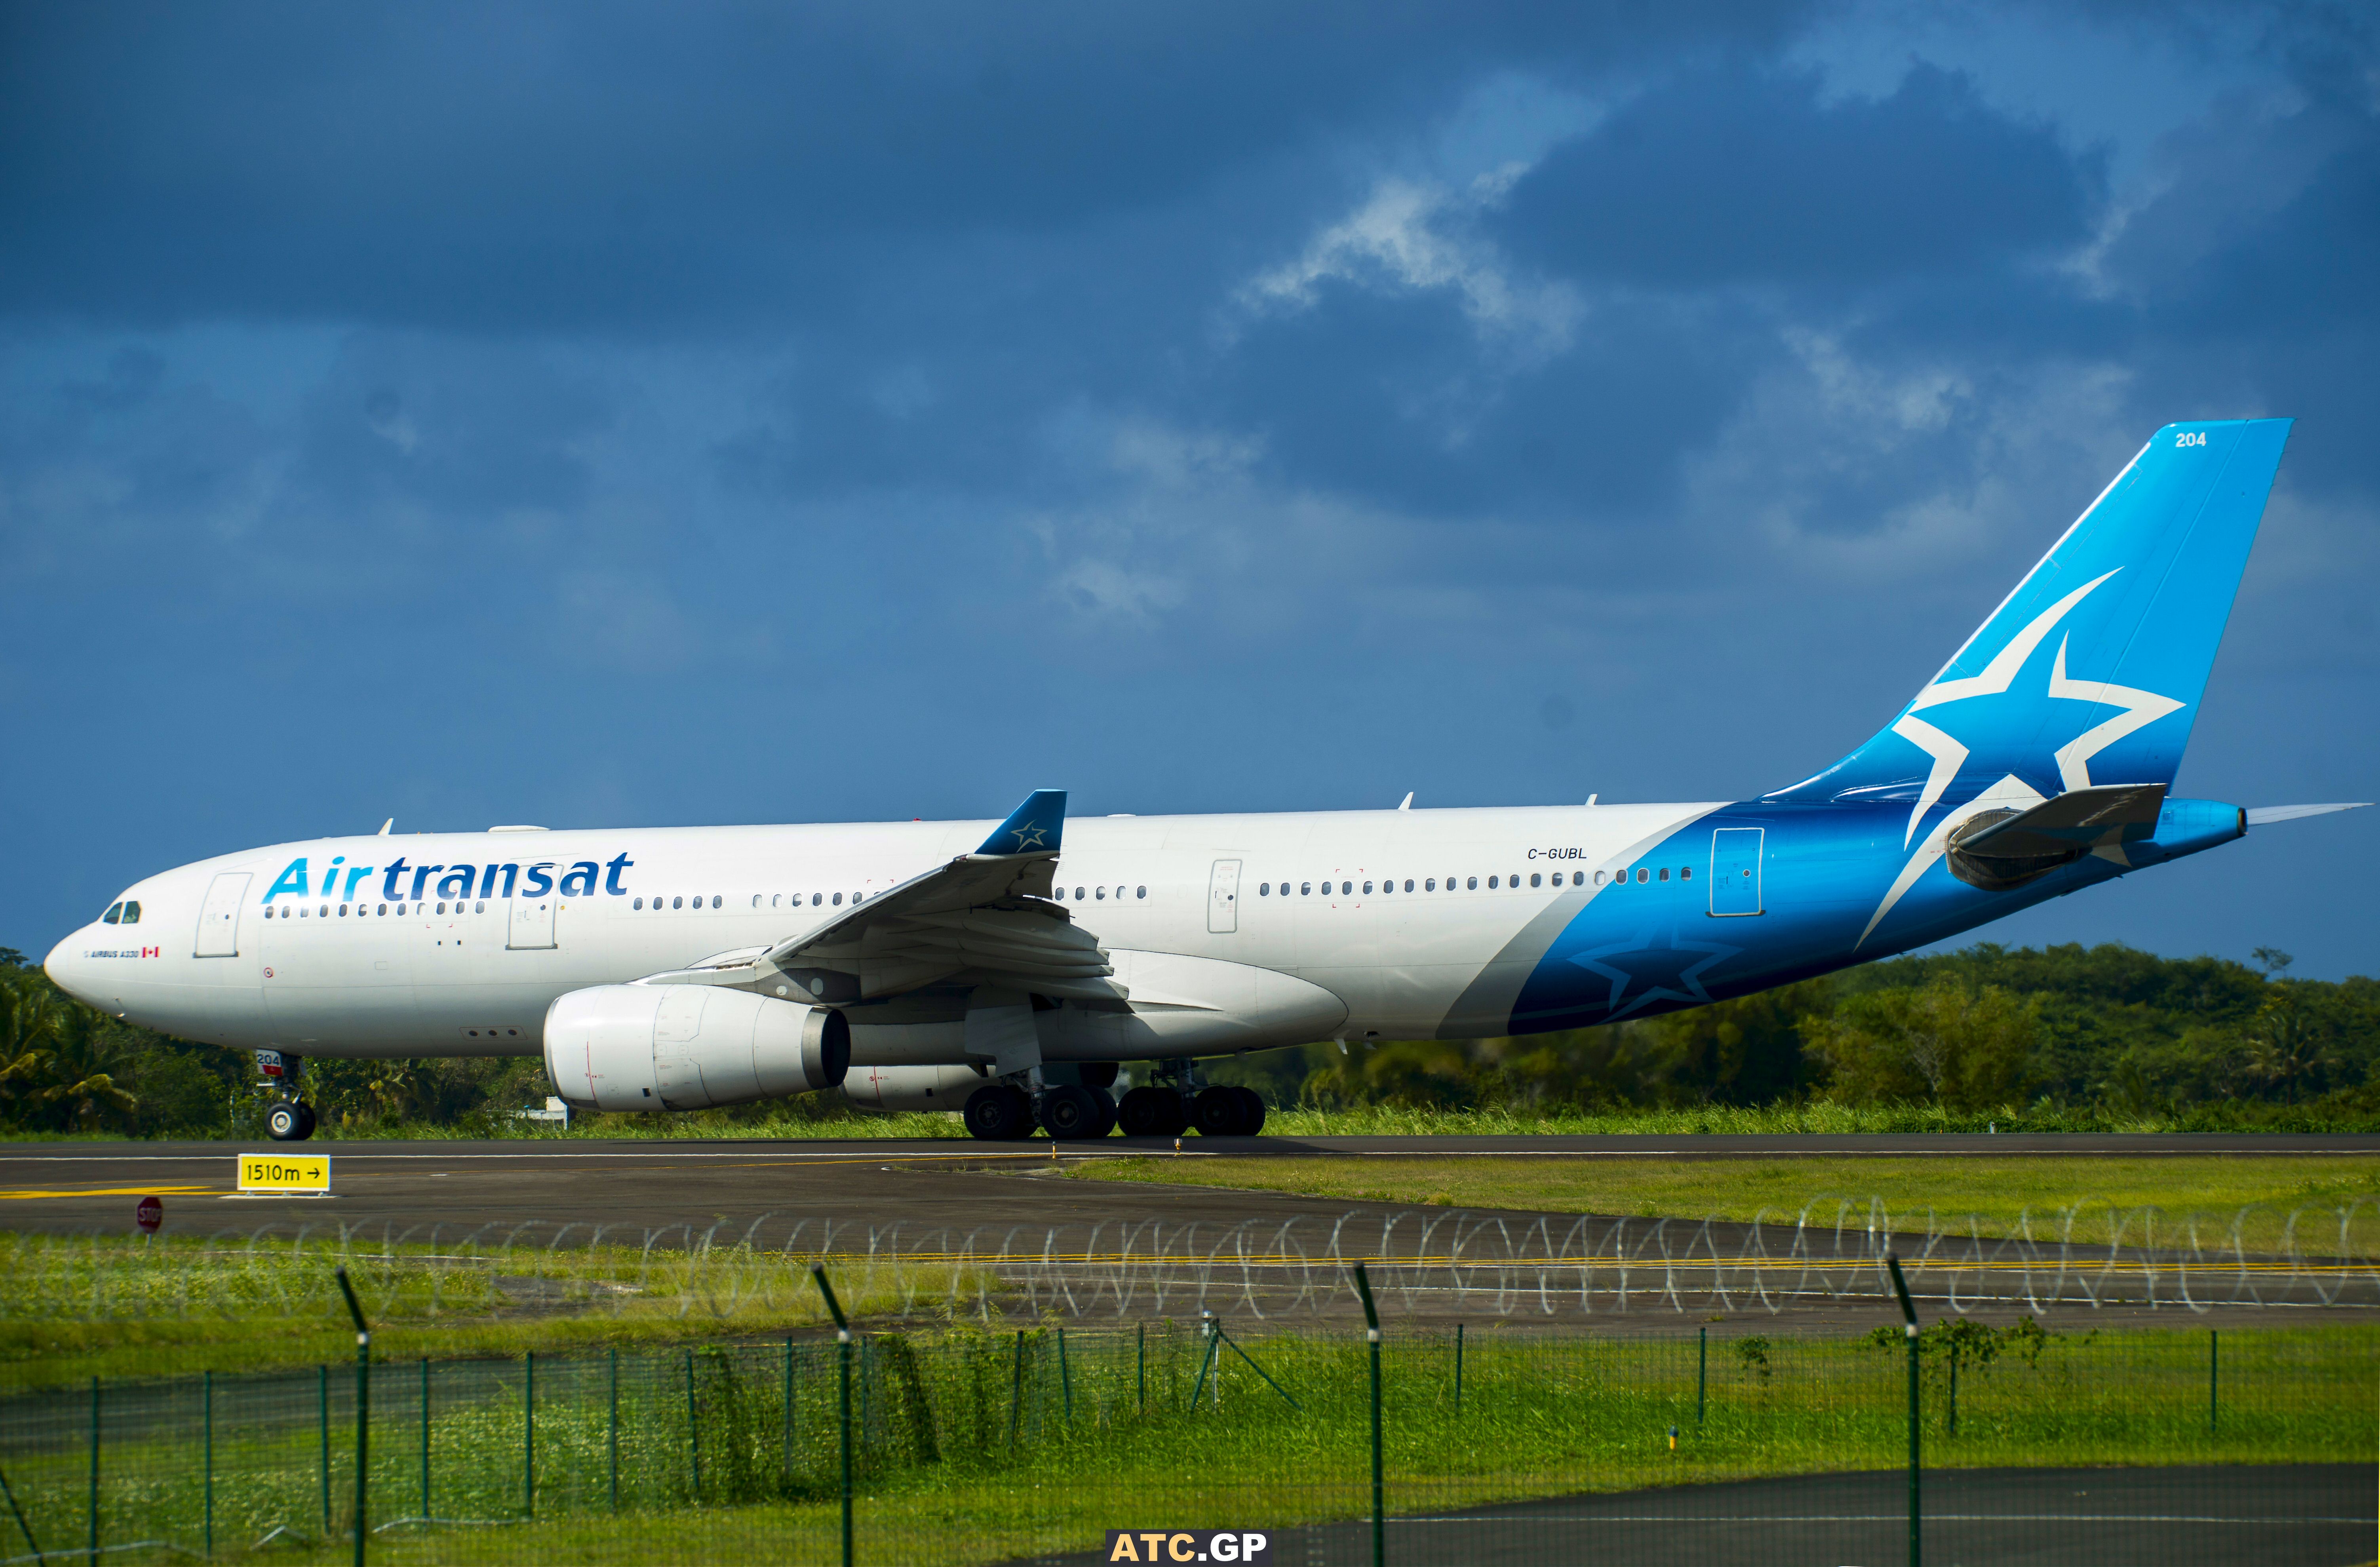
(255, 1049, 317, 1141)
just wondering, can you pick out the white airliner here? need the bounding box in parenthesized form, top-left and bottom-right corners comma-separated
(40, 421, 2365, 1141)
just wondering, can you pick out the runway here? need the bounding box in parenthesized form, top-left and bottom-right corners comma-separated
(3, 1133, 2374, 1331)
(0, 1131, 2374, 1241)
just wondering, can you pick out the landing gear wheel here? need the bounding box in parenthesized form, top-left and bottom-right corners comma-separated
(1117, 1086, 1178, 1138)
(296, 1102, 318, 1139)
(1038, 1084, 1102, 1141)
(1085, 1086, 1118, 1139)
(265, 1101, 310, 1142)
(1231, 1086, 1265, 1136)
(962, 1084, 1035, 1141)
(1192, 1085, 1248, 1138)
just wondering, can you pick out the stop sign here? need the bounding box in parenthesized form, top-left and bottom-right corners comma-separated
(134, 1196, 162, 1234)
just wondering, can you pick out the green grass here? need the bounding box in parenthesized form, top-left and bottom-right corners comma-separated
(0, 1230, 995, 1390)
(0, 1323, 2365, 1565)
(1254, 1101, 2380, 1135)
(1069, 1153, 2380, 1256)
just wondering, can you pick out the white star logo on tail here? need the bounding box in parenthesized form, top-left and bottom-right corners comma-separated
(1859, 567, 2185, 948)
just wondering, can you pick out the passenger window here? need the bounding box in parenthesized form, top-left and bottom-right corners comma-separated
(1425, 878, 1436, 891)
(436, 902, 447, 915)
(1636, 869, 1649, 884)
(812, 894, 823, 906)
(1137, 886, 1147, 898)
(1362, 881, 1374, 894)
(1299, 882, 1311, 896)
(1259, 883, 1270, 896)
(1531, 873, 1542, 888)
(832, 893, 843, 906)
(1488, 876, 1498, 889)
(1115, 886, 1126, 900)
(1341, 881, 1353, 895)
(1467, 877, 1477, 890)
(338, 904, 348, 917)
(634, 898, 643, 909)
(1096, 887, 1106, 900)
(1594, 871, 1606, 886)
(378, 903, 388, 916)
(1075, 887, 1085, 900)
(102, 903, 122, 924)
(672, 897, 683, 910)
(319, 904, 329, 918)
(1680, 866, 1692, 880)
(712, 896, 722, 909)
(1659, 868, 1669, 882)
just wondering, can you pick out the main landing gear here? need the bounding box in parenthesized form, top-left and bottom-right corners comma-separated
(961, 1061, 1265, 1142)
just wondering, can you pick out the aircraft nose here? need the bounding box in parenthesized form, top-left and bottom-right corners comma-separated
(43, 935, 87, 1000)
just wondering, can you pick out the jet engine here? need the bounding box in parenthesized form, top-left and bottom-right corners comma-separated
(544, 984, 849, 1112)
(842, 1062, 989, 1113)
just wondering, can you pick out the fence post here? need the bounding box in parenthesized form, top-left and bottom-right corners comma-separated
(203, 1369, 214, 1557)
(783, 1337, 795, 1482)
(1887, 1255, 1920, 1567)
(607, 1350, 619, 1513)
(333, 1267, 369, 1552)
(318, 1365, 330, 1535)
(523, 1351, 535, 1519)
(1696, 1326, 1706, 1427)
(1058, 1327, 1072, 1422)
(419, 1359, 430, 1525)
(1350, 1264, 1384, 1567)
(1137, 1322, 1145, 1413)
(1009, 1329, 1025, 1443)
(86, 1375, 99, 1567)
(812, 1267, 855, 1567)
(1454, 1324, 1464, 1416)
(334, 1267, 370, 1567)
(2208, 1329, 2218, 1436)
(685, 1351, 700, 1502)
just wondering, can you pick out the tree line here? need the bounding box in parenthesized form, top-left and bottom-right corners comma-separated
(2, 941, 2376, 1136)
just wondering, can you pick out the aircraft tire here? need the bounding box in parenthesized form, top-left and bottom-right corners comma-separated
(265, 1101, 307, 1142)
(1085, 1086, 1118, 1138)
(1191, 1085, 1246, 1137)
(295, 1102, 318, 1139)
(962, 1084, 1035, 1141)
(1232, 1086, 1265, 1136)
(1117, 1086, 1175, 1138)
(1038, 1084, 1102, 1140)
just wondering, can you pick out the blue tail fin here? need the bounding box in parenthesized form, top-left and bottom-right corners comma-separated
(1772, 418, 2292, 842)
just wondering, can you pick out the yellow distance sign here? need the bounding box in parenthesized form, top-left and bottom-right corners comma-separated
(238, 1153, 331, 1193)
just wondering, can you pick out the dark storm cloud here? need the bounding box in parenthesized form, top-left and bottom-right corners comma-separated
(0, 0, 1806, 333)
(1499, 63, 2103, 291)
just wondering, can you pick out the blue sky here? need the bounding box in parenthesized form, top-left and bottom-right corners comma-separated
(3, 2, 2374, 979)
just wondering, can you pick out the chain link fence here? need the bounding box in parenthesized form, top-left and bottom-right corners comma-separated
(0, 1307, 2369, 1564)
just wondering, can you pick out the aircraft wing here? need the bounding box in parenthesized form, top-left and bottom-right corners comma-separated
(646, 789, 1124, 1006)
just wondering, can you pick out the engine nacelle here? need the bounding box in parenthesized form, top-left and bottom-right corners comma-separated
(842, 1063, 988, 1113)
(544, 984, 850, 1112)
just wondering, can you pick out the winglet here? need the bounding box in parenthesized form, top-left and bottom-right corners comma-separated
(976, 789, 1067, 856)
(377, 819, 393, 836)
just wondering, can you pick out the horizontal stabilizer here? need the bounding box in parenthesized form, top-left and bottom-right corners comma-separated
(1954, 782, 2168, 860)
(1941, 782, 2168, 891)
(2246, 802, 2372, 826)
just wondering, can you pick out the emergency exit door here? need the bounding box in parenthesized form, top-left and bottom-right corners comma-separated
(194, 872, 250, 957)
(1708, 829, 1764, 917)
(508, 892, 557, 950)
(1207, 860, 1242, 934)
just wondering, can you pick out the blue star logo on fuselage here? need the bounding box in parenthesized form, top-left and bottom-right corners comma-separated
(1570, 929, 1741, 1021)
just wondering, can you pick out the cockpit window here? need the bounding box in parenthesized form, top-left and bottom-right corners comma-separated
(120, 901, 141, 924)
(102, 902, 123, 925)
